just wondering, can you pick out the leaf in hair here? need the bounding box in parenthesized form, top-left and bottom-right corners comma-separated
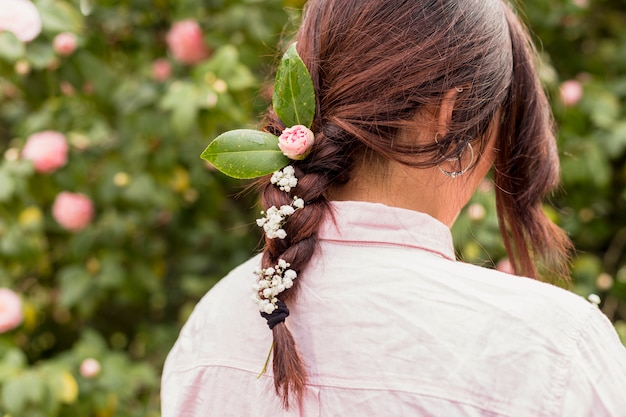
(201, 129, 290, 179)
(272, 43, 315, 129)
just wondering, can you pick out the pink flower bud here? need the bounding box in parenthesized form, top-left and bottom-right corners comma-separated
(467, 203, 485, 221)
(0, 0, 42, 42)
(60, 81, 75, 96)
(53, 32, 78, 56)
(80, 358, 101, 378)
(496, 258, 515, 275)
(14, 59, 30, 75)
(278, 125, 315, 160)
(52, 192, 94, 231)
(559, 80, 583, 107)
(166, 20, 209, 65)
(151, 58, 172, 81)
(22, 130, 69, 173)
(0, 288, 23, 333)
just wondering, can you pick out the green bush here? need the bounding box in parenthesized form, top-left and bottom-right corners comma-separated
(0, 0, 624, 415)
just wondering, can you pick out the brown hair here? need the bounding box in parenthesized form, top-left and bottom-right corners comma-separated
(257, 0, 572, 408)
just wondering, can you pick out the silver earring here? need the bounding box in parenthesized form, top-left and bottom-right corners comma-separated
(455, 86, 464, 93)
(434, 134, 475, 178)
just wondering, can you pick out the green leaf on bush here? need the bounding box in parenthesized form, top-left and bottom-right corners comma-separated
(201, 129, 289, 179)
(0, 32, 25, 62)
(38, 0, 83, 33)
(26, 41, 56, 69)
(272, 43, 315, 128)
(0, 168, 16, 202)
(160, 81, 199, 134)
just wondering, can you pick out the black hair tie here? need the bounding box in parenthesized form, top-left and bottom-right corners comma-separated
(260, 300, 289, 329)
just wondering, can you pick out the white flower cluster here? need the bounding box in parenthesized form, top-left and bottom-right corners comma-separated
(253, 259, 297, 314)
(270, 165, 298, 192)
(587, 293, 601, 307)
(256, 197, 305, 239)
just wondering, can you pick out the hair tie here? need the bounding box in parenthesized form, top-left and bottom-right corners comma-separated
(260, 300, 290, 329)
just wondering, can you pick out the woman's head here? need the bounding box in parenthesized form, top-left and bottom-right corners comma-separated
(259, 0, 571, 407)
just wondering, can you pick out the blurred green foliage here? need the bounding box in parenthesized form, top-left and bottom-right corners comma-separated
(0, 0, 625, 415)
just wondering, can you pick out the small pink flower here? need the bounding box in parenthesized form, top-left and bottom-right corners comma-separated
(60, 81, 75, 96)
(22, 130, 69, 173)
(0, 288, 23, 333)
(560, 80, 583, 107)
(496, 258, 515, 275)
(52, 192, 94, 231)
(467, 203, 485, 221)
(166, 20, 209, 65)
(14, 59, 30, 75)
(53, 32, 78, 56)
(0, 0, 42, 42)
(278, 125, 315, 160)
(151, 58, 172, 81)
(80, 358, 101, 378)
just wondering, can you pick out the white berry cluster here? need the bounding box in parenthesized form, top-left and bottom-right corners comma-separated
(256, 197, 305, 239)
(270, 165, 298, 192)
(253, 259, 297, 314)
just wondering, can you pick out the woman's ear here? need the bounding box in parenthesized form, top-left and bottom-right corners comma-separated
(437, 88, 462, 137)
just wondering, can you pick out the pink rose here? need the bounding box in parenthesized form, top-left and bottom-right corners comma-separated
(166, 20, 209, 65)
(0, 0, 42, 42)
(278, 125, 315, 160)
(53, 32, 78, 56)
(560, 80, 583, 107)
(0, 288, 23, 333)
(467, 203, 485, 221)
(52, 192, 95, 231)
(80, 358, 101, 378)
(151, 58, 172, 81)
(22, 130, 69, 173)
(496, 258, 515, 275)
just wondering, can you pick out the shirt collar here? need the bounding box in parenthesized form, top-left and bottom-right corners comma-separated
(319, 201, 456, 261)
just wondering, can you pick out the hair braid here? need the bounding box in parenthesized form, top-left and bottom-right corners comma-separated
(256, 115, 355, 407)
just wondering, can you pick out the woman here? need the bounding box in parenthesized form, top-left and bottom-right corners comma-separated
(162, 0, 626, 415)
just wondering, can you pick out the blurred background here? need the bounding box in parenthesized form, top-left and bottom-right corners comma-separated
(0, 0, 624, 415)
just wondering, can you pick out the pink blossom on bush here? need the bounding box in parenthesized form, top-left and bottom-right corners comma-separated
(152, 58, 172, 81)
(0, 0, 42, 42)
(467, 203, 486, 221)
(496, 258, 515, 275)
(60, 81, 75, 96)
(22, 130, 69, 173)
(560, 79, 583, 107)
(14, 59, 31, 75)
(278, 125, 315, 160)
(80, 358, 101, 378)
(166, 20, 209, 65)
(53, 32, 78, 56)
(52, 192, 95, 231)
(0, 288, 23, 333)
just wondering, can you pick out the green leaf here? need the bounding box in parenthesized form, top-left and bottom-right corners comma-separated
(160, 81, 199, 134)
(0, 32, 25, 62)
(0, 167, 16, 202)
(58, 265, 92, 308)
(272, 43, 315, 128)
(37, 0, 83, 33)
(201, 129, 289, 179)
(25, 41, 56, 69)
